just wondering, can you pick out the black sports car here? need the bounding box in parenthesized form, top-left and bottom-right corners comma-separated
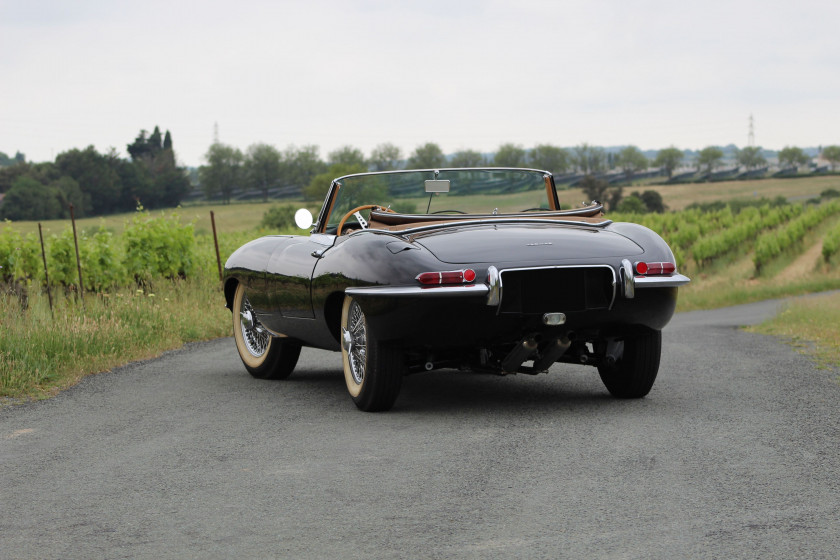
(223, 168, 689, 411)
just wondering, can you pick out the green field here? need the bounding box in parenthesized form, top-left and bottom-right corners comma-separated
(6, 200, 312, 237)
(8, 173, 839, 237)
(558, 174, 840, 211)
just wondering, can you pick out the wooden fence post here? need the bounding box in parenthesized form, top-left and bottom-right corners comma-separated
(38, 223, 54, 316)
(69, 204, 84, 305)
(211, 211, 223, 282)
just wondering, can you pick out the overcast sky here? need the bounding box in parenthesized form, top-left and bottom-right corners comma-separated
(2, 0, 839, 167)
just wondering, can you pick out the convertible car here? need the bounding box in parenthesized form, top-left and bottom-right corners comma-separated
(223, 168, 689, 411)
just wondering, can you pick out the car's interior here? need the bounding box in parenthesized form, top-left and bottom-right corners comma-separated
(320, 169, 607, 235)
(334, 203, 607, 235)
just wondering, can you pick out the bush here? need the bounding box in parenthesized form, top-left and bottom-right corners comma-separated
(123, 208, 196, 283)
(81, 226, 125, 291)
(46, 228, 79, 287)
(0, 223, 41, 284)
(260, 204, 296, 230)
(615, 195, 646, 214)
(639, 190, 665, 213)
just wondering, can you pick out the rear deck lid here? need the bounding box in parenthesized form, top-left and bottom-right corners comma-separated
(413, 224, 643, 264)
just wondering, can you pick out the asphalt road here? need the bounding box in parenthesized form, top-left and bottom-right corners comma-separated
(2, 299, 839, 559)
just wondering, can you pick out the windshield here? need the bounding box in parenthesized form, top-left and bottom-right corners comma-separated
(321, 168, 555, 232)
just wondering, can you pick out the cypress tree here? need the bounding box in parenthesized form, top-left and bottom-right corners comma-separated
(149, 126, 163, 152)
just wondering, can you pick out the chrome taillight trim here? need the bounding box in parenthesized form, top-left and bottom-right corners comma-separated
(346, 284, 489, 298)
(486, 265, 501, 306)
(634, 274, 691, 288)
(621, 259, 635, 299)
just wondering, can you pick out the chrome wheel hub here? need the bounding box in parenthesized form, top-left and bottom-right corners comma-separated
(240, 295, 269, 357)
(343, 301, 367, 385)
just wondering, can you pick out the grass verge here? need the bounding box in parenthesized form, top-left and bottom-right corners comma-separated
(0, 278, 230, 402)
(747, 292, 840, 371)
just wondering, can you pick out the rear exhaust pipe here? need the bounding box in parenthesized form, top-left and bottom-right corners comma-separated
(501, 337, 538, 373)
(604, 339, 624, 367)
(532, 336, 571, 373)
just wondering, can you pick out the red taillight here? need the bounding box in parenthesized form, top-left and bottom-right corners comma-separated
(635, 261, 675, 276)
(416, 269, 477, 285)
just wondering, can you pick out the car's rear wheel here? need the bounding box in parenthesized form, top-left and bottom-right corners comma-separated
(341, 295, 404, 411)
(233, 283, 301, 379)
(597, 329, 661, 398)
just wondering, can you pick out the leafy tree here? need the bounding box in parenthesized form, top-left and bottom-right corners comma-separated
(639, 190, 665, 213)
(244, 143, 282, 202)
(302, 163, 367, 202)
(778, 146, 809, 169)
(115, 158, 155, 210)
(579, 175, 622, 211)
(127, 129, 159, 161)
(52, 176, 86, 216)
(0, 176, 64, 220)
(328, 145, 366, 168)
(821, 145, 840, 171)
(368, 143, 403, 171)
(615, 146, 648, 181)
(450, 150, 485, 168)
(153, 165, 191, 208)
(607, 185, 624, 211)
(616, 195, 646, 213)
(493, 143, 527, 167)
(199, 142, 243, 204)
(408, 142, 446, 169)
(0, 162, 53, 194)
(148, 126, 163, 152)
(0, 151, 24, 167)
(621, 190, 665, 213)
(574, 143, 607, 174)
(282, 145, 327, 188)
(55, 146, 121, 215)
(529, 144, 569, 174)
(126, 127, 190, 208)
(653, 147, 683, 179)
(737, 146, 767, 170)
(697, 146, 724, 175)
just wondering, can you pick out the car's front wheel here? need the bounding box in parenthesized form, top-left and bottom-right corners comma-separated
(341, 295, 404, 411)
(597, 329, 661, 398)
(232, 283, 301, 379)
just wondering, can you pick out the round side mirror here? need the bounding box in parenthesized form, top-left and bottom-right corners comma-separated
(294, 208, 314, 230)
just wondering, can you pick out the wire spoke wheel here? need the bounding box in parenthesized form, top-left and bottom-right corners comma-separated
(341, 295, 404, 411)
(240, 295, 270, 357)
(346, 300, 367, 384)
(232, 283, 300, 379)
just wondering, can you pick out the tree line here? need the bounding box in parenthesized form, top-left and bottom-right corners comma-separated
(0, 127, 190, 221)
(3, 135, 840, 221)
(200, 140, 840, 205)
